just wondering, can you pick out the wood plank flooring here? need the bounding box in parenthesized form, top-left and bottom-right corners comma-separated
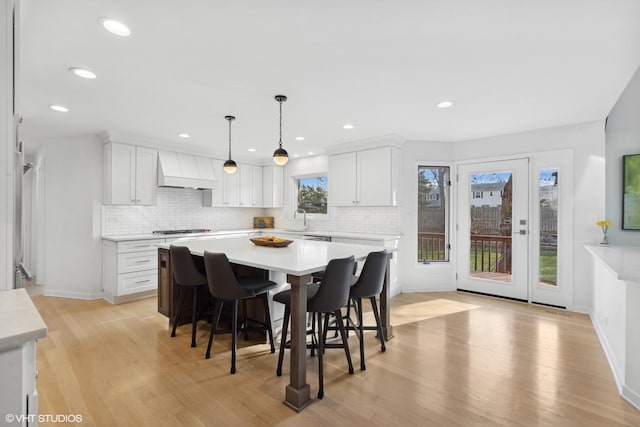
(31, 292, 640, 426)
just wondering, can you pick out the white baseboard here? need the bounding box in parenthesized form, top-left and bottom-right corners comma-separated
(622, 384, 640, 411)
(42, 289, 102, 300)
(589, 311, 624, 393)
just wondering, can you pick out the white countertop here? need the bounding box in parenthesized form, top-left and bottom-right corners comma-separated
(585, 244, 640, 283)
(0, 288, 47, 351)
(157, 235, 389, 276)
(102, 228, 402, 242)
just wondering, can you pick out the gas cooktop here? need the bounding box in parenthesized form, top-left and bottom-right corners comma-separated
(152, 229, 211, 235)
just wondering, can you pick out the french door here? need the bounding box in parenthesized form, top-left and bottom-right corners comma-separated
(456, 159, 529, 301)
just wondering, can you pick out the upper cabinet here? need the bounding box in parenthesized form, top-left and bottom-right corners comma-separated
(262, 165, 283, 208)
(204, 163, 265, 208)
(104, 143, 157, 205)
(328, 146, 401, 207)
(238, 163, 262, 207)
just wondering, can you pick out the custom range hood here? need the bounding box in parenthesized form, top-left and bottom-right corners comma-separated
(157, 150, 217, 189)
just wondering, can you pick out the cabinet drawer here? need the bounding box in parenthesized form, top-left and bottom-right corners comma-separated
(117, 251, 158, 273)
(117, 240, 160, 253)
(118, 271, 158, 295)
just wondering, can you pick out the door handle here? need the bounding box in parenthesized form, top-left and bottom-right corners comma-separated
(512, 230, 527, 235)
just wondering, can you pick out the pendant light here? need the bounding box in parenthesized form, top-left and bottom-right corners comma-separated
(272, 95, 289, 166)
(223, 115, 238, 174)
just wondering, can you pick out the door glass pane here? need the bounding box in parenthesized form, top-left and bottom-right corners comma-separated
(539, 169, 558, 286)
(469, 171, 512, 283)
(417, 166, 449, 262)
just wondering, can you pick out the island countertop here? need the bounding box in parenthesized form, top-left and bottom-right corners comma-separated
(0, 288, 47, 351)
(157, 235, 390, 276)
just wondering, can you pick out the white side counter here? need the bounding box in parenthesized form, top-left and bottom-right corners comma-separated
(0, 288, 48, 424)
(586, 244, 640, 411)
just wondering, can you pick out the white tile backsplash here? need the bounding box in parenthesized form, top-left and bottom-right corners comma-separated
(103, 187, 401, 236)
(102, 187, 263, 235)
(265, 206, 401, 235)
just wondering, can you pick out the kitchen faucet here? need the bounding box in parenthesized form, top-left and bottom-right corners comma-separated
(297, 208, 309, 231)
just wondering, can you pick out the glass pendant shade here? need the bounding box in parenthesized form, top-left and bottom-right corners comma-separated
(223, 159, 237, 174)
(273, 147, 288, 166)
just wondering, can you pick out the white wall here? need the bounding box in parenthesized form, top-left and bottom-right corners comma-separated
(36, 135, 104, 299)
(605, 64, 640, 246)
(0, 0, 16, 291)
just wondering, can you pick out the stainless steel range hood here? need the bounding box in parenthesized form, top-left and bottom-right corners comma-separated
(157, 151, 217, 189)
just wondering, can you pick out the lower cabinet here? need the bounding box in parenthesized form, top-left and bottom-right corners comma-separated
(102, 239, 160, 304)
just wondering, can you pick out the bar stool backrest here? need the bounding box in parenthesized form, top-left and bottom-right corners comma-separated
(203, 251, 254, 300)
(170, 245, 207, 286)
(350, 250, 389, 297)
(308, 256, 355, 313)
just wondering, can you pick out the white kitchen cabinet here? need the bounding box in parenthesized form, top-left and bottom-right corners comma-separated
(252, 165, 263, 207)
(328, 146, 400, 207)
(239, 163, 252, 207)
(223, 164, 240, 206)
(102, 239, 159, 303)
(239, 163, 263, 207)
(104, 142, 157, 205)
(263, 165, 284, 208)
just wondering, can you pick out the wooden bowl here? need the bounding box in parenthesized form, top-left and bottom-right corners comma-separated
(250, 237, 293, 248)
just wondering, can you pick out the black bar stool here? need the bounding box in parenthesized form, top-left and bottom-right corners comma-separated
(203, 251, 276, 374)
(346, 250, 389, 370)
(170, 245, 208, 348)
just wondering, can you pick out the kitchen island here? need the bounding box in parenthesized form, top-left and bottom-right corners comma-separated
(156, 235, 393, 412)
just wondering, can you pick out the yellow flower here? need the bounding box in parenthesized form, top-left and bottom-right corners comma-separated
(596, 220, 612, 227)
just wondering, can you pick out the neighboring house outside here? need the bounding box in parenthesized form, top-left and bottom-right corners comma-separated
(470, 182, 507, 207)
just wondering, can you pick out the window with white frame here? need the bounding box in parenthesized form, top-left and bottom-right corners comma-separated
(418, 166, 450, 262)
(295, 175, 328, 214)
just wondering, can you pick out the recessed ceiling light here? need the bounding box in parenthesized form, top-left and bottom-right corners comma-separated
(295, 136, 305, 141)
(99, 18, 132, 37)
(293, 154, 299, 158)
(49, 105, 69, 112)
(308, 151, 314, 155)
(178, 133, 190, 139)
(342, 124, 355, 129)
(69, 67, 97, 79)
(248, 148, 256, 152)
(436, 100, 454, 109)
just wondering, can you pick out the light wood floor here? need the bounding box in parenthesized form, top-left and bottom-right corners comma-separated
(31, 292, 640, 426)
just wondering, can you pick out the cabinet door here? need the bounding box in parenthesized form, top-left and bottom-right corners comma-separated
(357, 147, 392, 206)
(329, 152, 357, 206)
(203, 159, 225, 206)
(106, 143, 136, 205)
(262, 166, 283, 208)
(238, 163, 252, 207)
(251, 165, 263, 207)
(223, 165, 240, 206)
(135, 147, 157, 205)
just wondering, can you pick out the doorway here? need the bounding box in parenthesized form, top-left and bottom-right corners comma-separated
(455, 152, 572, 308)
(456, 158, 529, 301)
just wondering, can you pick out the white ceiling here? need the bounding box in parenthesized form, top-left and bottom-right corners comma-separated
(19, 0, 640, 160)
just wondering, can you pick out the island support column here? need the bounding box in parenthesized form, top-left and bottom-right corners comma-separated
(284, 274, 313, 411)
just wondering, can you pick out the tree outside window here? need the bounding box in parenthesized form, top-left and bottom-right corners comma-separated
(418, 166, 450, 262)
(296, 176, 327, 214)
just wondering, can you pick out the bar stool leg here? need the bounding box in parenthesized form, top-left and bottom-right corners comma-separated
(276, 306, 290, 376)
(205, 299, 224, 359)
(191, 288, 198, 347)
(317, 312, 325, 399)
(171, 286, 186, 338)
(356, 298, 366, 370)
(370, 296, 386, 352)
(335, 310, 354, 375)
(231, 299, 238, 374)
(262, 293, 275, 353)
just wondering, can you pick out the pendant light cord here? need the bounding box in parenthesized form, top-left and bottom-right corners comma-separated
(278, 99, 283, 149)
(228, 118, 232, 159)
